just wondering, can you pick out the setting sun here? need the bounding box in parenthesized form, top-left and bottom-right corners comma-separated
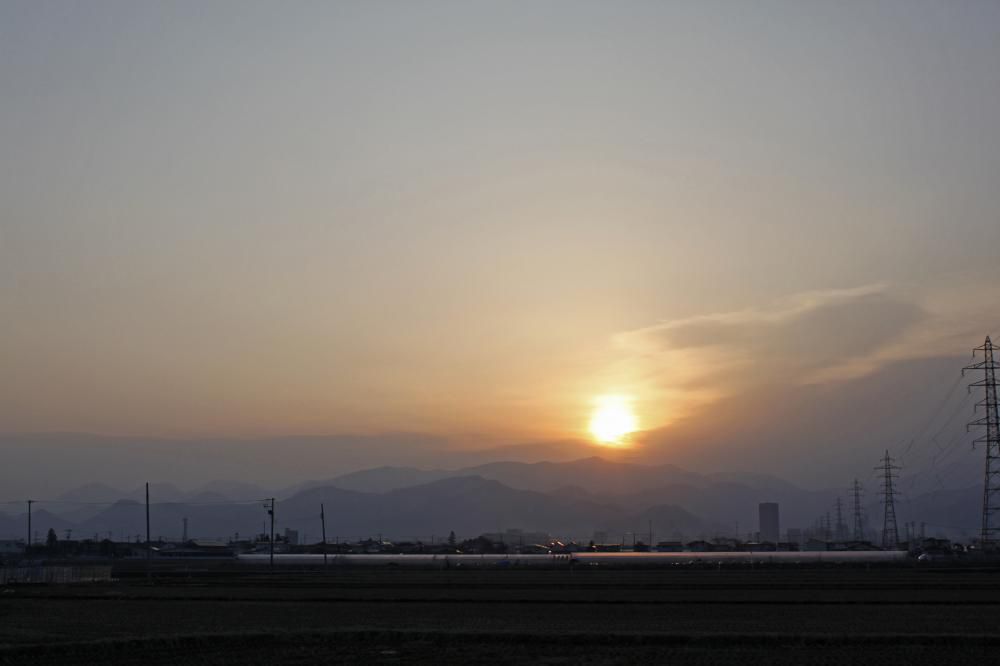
(588, 396, 638, 446)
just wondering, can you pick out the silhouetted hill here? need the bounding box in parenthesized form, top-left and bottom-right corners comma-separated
(189, 480, 271, 501)
(0, 455, 982, 543)
(30, 475, 706, 542)
(630, 504, 707, 540)
(291, 466, 451, 495)
(77, 499, 264, 541)
(0, 509, 75, 542)
(459, 457, 708, 495)
(273, 475, 705, 541)
(307, 456, 708, 497)
(56, 482, 125, 504)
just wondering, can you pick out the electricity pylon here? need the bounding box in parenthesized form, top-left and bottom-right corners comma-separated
(963, 336, 1000, 549)
(876, 450, 900, 550)
(834, 497, 847, 542)
(852, 479, 864, 542)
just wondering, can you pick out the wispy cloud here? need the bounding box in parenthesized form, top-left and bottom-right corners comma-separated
(619, 284, 923, 377)
(609, 285, 936, 429)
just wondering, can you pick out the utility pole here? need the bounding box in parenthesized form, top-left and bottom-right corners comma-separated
(263, 498, 275, 571)
(320, 503, 328, 569)
(26, 500, 34, 549)
(852, 479, 864, 541)
(877, 450, 900, 550)
(963, 336, 1000, 549)
(145, 482, 151, 581)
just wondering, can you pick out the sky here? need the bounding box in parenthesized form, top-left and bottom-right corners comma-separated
(1, 1, 999, 489)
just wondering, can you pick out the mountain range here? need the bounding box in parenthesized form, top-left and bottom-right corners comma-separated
(0, 457, 982, 543)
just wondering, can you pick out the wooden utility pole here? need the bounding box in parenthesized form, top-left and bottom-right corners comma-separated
(264, 498, 275, 571)
(26, 500, 34, 551)
(145, 482, 151, 581)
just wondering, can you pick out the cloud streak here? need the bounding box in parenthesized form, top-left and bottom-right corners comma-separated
(609, 285, 935, 431)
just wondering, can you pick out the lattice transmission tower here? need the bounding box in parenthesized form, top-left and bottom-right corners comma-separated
(963, 336, 1000, 548)
(852, 479, 864, 541)
(876, 450, 900, 550)
(834, 497, 847, 542)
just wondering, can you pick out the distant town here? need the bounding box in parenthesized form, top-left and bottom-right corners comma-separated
(0, 500, 966, 571)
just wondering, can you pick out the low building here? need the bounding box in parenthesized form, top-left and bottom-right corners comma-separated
(481, 529, 550, 548)
(157, 540, 235, 558)
(712, 538, 739, 552)
(803, 538, 829, 552)
(919, 537, 952, 555)
(0, 540, 25, 556)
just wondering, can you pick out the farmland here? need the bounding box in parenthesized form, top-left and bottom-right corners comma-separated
(1, 565, 999, 664)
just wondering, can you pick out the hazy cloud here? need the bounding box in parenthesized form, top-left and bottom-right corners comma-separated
(621, 285, 925, 378)
(608, 286, 935, 435)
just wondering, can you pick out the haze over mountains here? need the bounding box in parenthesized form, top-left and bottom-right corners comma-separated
(0, 354, 987, 501)
(0, 456, 981, 544)
(0, 357, 986, 545)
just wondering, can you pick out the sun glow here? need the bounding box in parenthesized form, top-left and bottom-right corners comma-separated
(588, 396, 638, 446)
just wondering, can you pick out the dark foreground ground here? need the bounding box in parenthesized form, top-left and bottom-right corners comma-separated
(2, 564, 1000, 664)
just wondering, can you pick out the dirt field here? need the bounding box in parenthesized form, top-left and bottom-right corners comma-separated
(2, 566, 999, 664)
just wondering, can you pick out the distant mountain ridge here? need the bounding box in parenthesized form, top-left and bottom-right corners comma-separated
(2, 457, 982, 543)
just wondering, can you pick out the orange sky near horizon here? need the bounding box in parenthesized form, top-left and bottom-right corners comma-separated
(1, 1, 999, 462)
